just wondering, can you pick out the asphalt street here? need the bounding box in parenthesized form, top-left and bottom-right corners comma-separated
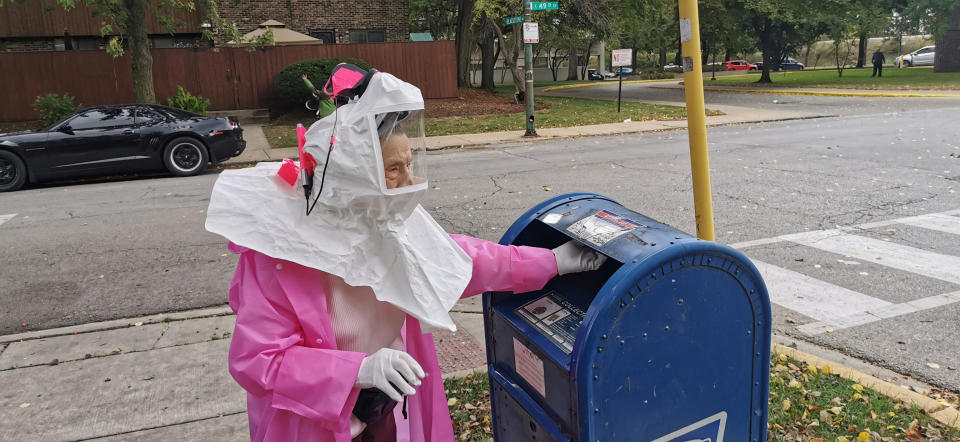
(1, 95, 959, 391)
(545, 78, 960, 116)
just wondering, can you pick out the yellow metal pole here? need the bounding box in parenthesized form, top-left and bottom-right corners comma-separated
(677, 0, 715, 241)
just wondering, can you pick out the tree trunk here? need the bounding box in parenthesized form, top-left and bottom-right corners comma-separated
(566, 43, 578, 80)
(488, 19, 524, 99)
(455, 0, 476, 87)
(658, 38, 667, 69)
(479, 24, 496, 91)
(856, 34, 867, 68)
(125, 0, 155, 103)
(580, 40, 594, 79)
(756, 19, 774, 83)
(934, 6, 960, 72)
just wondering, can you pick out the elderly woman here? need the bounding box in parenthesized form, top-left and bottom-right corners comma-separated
(205, 68, 604, 442)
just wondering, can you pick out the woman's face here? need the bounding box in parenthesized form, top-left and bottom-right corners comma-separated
(381, 132, 414, 189)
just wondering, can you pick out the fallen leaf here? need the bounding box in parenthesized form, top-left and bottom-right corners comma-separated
(19, 403, 30, 408)
(822, 365, 832, 375)
(447, 398, 458, 406)
(134, 322, 143, 327)
(926, 362, 940, 369)
(782, 399, 791, 411)
(851, 383, 864, 393)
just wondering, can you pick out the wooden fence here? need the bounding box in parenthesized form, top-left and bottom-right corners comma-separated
(0, 41, 457, 121)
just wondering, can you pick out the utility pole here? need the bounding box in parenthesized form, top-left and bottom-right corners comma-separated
(677, 0, 715, 241)
(524, 0, 537, 136)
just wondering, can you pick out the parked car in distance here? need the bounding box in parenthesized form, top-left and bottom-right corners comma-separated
(587, 69, 604, 80)
(753, 57, 804, 71)
(603, 71, 619, 78)
(894, 46, 935, 67)
(618, 67, 634, 75)
(0, 104, 245, 192)
(724, 60, 758, 71)
(778, 57, 805, 70)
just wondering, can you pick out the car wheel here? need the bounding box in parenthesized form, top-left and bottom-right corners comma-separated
(163, 137, 209, 177)
(0, 150, 27, 192)
(906, 60, 913, 67)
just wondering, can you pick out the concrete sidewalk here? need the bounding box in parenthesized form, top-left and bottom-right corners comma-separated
(3, 298, 958, 440)
(0, 301, 487, 441)
(225, 104, 829, 166)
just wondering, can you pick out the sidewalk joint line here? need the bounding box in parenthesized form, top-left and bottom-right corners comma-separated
(75, 411, 247, 441)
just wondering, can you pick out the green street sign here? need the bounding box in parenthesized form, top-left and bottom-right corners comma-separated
(531, 1, 558, 10)
(504, 15, 524, 26)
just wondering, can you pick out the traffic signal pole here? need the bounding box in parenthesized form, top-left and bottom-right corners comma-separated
(524, 0, 537, 136)
(677, 0, 715, 241)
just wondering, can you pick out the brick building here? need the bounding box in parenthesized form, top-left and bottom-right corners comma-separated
(0, 0, 409, 52)
(216, 0, 409, 45)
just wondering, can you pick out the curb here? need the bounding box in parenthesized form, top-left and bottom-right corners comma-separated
(541, 78, 679, 92)
(773, 342, 960, 429)
(648, 85, 960, 98)
(0, 305, 234, 344)
(225, 114, 837, 167)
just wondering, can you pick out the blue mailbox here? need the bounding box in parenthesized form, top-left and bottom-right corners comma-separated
(483, 193, 771, 442)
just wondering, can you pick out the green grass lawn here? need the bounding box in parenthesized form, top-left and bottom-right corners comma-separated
(444, 354, 960, 441)
(422, 96, 696, 137)
(704, 66, 960, 90)
(261, 83, 703, 149)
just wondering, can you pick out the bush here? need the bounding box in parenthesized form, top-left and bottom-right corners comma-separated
(641, 71, 676, 80)
(274, 57, 372, 105)
(33, 93, 81, 126)
(166, 86, 211, 115)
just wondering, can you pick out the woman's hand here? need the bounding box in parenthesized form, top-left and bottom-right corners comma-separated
(553, 240, 607, 275)
(356, 348, 426, 402)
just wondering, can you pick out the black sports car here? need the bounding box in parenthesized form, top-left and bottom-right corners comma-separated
(0, 104, 245, 192)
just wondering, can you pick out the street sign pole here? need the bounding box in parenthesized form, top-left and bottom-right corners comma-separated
(678, 0, 715, 240)
(617, 67, 623, 112)
(523, 0, 537, 136)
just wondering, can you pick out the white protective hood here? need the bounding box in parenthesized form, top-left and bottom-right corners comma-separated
(205, 72, 473, 332)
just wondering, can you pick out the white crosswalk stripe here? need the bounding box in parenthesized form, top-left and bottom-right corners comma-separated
(732, 209, 960, 336)
(779, 229, 960, 285)
(893, 213, 960, 236)
(0, 213, 17, 227)
(751, 260, 892, 325)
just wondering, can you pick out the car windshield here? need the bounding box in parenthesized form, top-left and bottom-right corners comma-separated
(44, 114, 75, 132)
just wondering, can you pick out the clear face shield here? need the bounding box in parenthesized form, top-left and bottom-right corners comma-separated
(375, 110, 427, 193)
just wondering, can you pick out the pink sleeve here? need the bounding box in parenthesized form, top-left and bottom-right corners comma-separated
(451, 234, 559, 298)
(227, 251, 364, 432)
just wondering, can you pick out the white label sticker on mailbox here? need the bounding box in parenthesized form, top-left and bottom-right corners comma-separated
(567, 210, 643, 246)
(542, 213, 563, 224)
(513, 337, 546, 397)
(516, 292, 583, 354)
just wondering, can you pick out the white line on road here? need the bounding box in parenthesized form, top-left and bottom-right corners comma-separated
(751, 260, 892, 325)
(730, 209, 960, 335)
(798, 291, 960, 336)
(779, 229, 960, 285)
(0, 214, 17, 227)
(894, 213, 960, 236)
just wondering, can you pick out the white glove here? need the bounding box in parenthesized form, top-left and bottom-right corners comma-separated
(552, 240, 608, 275)
(356, 348, 426, 402)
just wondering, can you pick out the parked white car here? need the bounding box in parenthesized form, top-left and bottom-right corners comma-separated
(894, 46, 935, 67)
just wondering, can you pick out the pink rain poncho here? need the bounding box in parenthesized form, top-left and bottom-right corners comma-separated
(226, 234, 558, 442)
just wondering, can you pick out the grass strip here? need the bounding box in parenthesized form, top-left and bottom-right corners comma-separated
(444, 354, 960, 441)
(704, 67, 960, 90)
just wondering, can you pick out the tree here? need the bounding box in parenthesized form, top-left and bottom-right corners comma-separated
(455, 0, 477, 87)
(409, 0, 459, 39)
(728, 0, 832, 82)
(0, 0, 267, 104)
(890, 0, 958, 72)
(934, 5, 960, 72)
